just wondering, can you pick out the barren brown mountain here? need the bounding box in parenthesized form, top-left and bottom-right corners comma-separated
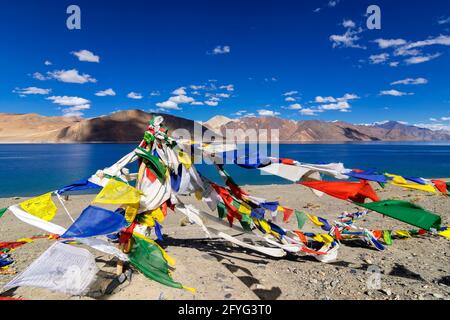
(1, 111, 449, 143)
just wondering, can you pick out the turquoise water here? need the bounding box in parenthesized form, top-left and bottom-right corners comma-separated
(1, 143, 449, 197)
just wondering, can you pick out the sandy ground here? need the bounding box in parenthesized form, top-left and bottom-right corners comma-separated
(0, 182, 449, 300)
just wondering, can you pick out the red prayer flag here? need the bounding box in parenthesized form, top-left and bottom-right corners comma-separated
(298, 180, 380, 203)
(431, 180, 448, 195)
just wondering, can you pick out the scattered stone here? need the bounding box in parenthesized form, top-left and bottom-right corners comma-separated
(255, 284, 266, 290)
(432, 293, 444, 299)
(380, 288, 392, 296)
(224, 293, 232, 299)
(310, 279, 318, 284)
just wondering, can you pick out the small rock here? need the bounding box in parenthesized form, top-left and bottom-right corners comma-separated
(255, 284, 266, 290)
(310, 279, 318, 284)
(380, 288, 392, 296)
(224, 293, 232, 299)
(433, 293, 444, 299)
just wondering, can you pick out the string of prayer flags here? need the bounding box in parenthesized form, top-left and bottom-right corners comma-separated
(356, 200, 442, 231)
(19, 192, 57, 221)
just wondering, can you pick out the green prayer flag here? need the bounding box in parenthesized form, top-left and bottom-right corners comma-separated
(128, 236, 184, 290)
(0, 207, 7, 219)
(217, 202, 227, 219)
(239, 214, 253, 231)
(294, 210, 307, 229)
(382, 230, 392, 245)
(136, 147, 167, 182)
(356, 200, 441, 231)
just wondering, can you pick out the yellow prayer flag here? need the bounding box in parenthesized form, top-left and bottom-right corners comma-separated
(125, 203, 139, 222)
(20, 192, 57, 221)
(238, 203, 252, 215)
(385, 173, 436, 193)
(307, 213, 324, 227)
(94, 179, 141, 205)
(177, 150, 192, 169)
(438, 228, 450, 239)
(313, 234, 334, 244)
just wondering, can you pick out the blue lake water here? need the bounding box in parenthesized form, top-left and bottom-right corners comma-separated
(1, 143, 449, 197)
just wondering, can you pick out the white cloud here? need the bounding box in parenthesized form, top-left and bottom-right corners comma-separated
(44, 60, 52, 66)
(315, 96, 337, 103)
(328, 0, 339, 7)
(337, 93, 359, 101)
(287, 103, 302, 110)
(127, 92, 143, 99)
(300, 108, 320, 116)
(220, 84, 234, 91)
(342, 19, 355, 28)
(172, 87, 187, 95)
(72, 49, 100, 63)
(441, 117, 450, 121)
(47, 95, 91, 117)
(216, 93, 231, 98)
(32, 72, 50, 81)
(391, 78, 428, 85)
(285, 97, 296, 102)
(211, 46, 231, 55)
(204, 100, 219, 106)
(150, 91, 161, 96)
(190, 85, 206, 90)
(169, 95, 194, 104)
(394, 47, 422, 56)
(14, 87, 51, 95)
(403, 35, 450, 50)
(404, 53, 442, 65)
(155, 100, 181, 110)
(95, 88, 116, 96)
(373, 38, 407, 49)
(330, 28, 365, 49)
(48, 69, 97, 84)
(191, 101, 204, 105)
(257, 109, 280, 117)
(283, 90, 298, 96)
(47, 95, 90, 106)
(369, 53, 389, 64)
(318, 101, 351, 112)
(379, 89, 413, 96)
(415, 123, 450, 131)
(438, 17, 450, 25)
(389, 61, 399, 67)
(233, 110, 247, 116)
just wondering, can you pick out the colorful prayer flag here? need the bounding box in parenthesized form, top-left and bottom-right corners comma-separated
(357, 200, 441, 231)
(19, 192, 57, 221)
(94, 179, 141, 205)
(61, 205, 128, 239)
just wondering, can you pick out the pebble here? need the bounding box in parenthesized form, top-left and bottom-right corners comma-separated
(432, 293, 444, 299)
(380, 288, 392, 296)
(310, 279, 318, 284)
(255, 284, 266, 290)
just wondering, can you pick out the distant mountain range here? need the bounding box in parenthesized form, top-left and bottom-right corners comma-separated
(205, 115, 450, 142)
(0, 110, 449, 143)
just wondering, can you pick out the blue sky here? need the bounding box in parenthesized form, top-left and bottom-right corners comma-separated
(1, 0, 449, 129)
